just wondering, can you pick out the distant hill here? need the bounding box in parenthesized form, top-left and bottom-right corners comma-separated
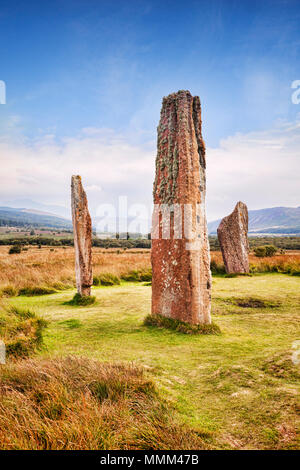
(0, 199, 70, 219)
(208, 206, 300, 235)
(0, 207, 72, 229)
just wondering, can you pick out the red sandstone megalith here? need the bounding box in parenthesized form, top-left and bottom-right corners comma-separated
(71, 175, 93, 296)
(151, 90, 211, 325)
(217, 201, 249, 274)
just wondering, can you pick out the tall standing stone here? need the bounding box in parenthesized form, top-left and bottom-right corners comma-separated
(71, 175, 93, 297)
(151, 90, 211, 325)
(217, 201, 249, 273)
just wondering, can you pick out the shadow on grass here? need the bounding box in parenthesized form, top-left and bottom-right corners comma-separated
(58, 319, 83, 329)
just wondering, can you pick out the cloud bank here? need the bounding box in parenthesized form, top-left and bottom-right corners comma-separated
(0, 119, 299, 222)
(206, 119, 300, 219)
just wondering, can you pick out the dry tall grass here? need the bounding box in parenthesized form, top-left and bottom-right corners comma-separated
(0, 357, 208, 450)
(0, 246, 151, 294)
(210, 251, 300, 274)
(0, 246, 299, 295)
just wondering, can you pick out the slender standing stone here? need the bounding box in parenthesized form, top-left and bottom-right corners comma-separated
(217, 201, 249, 273)
(151, 90, 211, 325)
(0, 340, 5, 365)
(71, 175, 93, 296)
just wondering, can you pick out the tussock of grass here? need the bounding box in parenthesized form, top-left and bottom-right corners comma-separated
(18, 286, 57, 296)
(0, 305, 47, 358)
(121, 268, 152, 282)
(0, 357, 209, 450)
(0, 286, 18, 297)
(93, 273, 120, 286)
(65, 293, 96, 306)
(144, 314, 221, 335)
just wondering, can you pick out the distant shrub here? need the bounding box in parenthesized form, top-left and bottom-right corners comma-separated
(8, 244, 22, 254)
(144, 314, 221, 335)
(264, 245, 277, 257)
(254, 246, 266, 257)
(254, 245, 277, 258)
(66, 293, 96, 306)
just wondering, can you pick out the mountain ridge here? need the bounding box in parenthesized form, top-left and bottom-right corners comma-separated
(0, 206, 72, 229)
(0, 204, 300, 235)
(208, 206, 300, 235)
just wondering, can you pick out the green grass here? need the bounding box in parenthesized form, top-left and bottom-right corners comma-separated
(144, 313, 221, 335)
(64, 293, 96, 306)
(5, 274, 300, 450)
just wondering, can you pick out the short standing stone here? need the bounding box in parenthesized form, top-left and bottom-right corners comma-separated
(0, 340, 5, 365)
(151, 90, 212, 325)
(217, 201, 249, 273)
(71, 175, 93, 296)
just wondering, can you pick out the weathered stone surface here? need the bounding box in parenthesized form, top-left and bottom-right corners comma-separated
(151, 90, 211, 325)
(71, 175, 93, 296)
(217, 201, 249, 273)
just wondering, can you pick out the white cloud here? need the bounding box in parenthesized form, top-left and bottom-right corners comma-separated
(0, 120, 299, 223)
(0, 129, 155, 217)
(206, 119, 300, 220)
(85, 184, 102, 192)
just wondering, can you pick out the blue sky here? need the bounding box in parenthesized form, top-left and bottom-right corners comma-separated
(0, 0, 299, 220)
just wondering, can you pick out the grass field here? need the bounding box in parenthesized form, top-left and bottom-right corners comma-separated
(0, 246, 151, 294)
(2, 272, 299, 449)
(1, 245, 300, 295)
